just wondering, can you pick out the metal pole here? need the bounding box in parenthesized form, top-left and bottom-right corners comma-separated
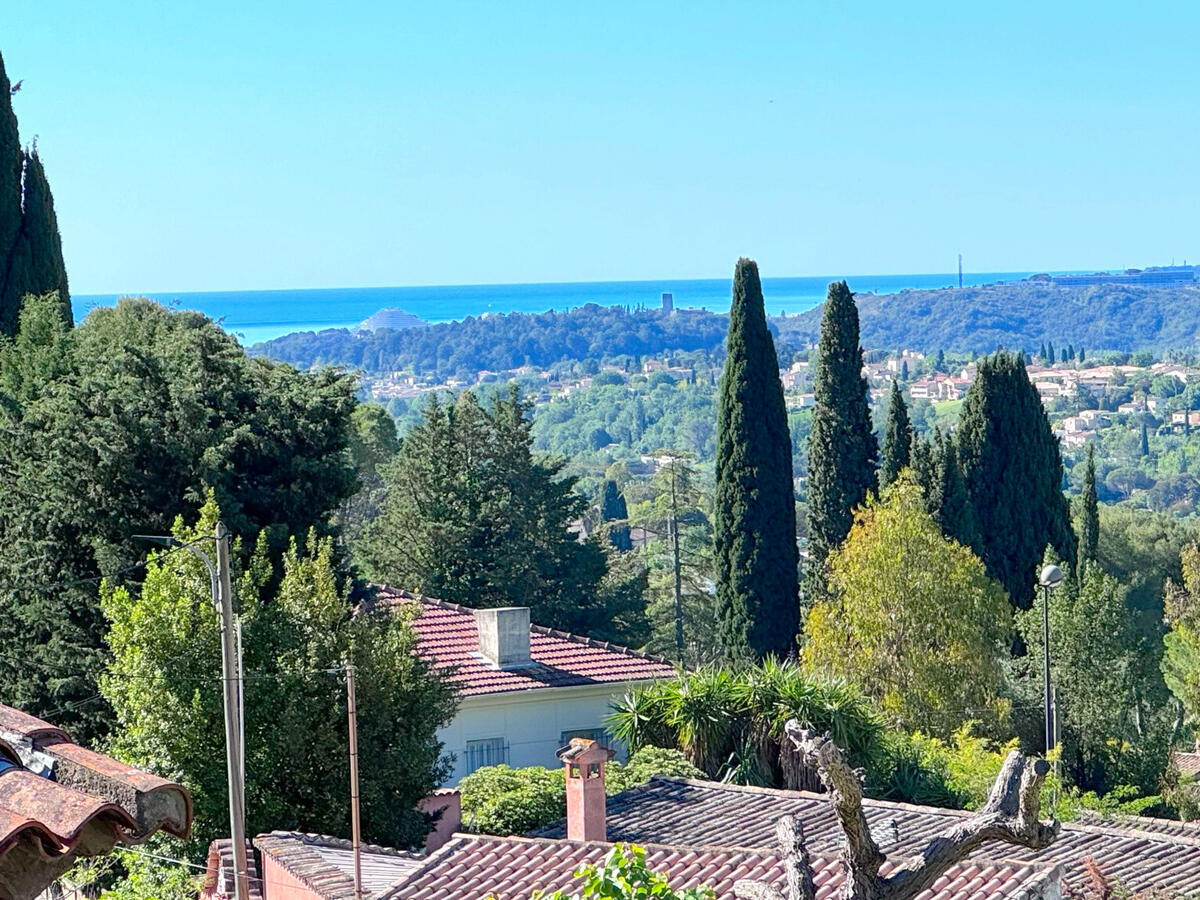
(217, 522, 251, 900)
(236, 618, 246, 793)
(1042, 583, 1053, 754)
(346, 664, 363, 900)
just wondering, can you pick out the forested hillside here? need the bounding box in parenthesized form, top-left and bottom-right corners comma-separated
(779, 281, 1200, 353)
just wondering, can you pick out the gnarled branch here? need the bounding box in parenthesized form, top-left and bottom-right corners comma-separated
(737, 720, 1061, 900)
(735, 813, 816, 900)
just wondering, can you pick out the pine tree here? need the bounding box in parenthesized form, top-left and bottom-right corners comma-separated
(1141, 420, 1150, 456)
(957, 351, 1075, 608)
(0, 53, 71, 335)
(600, 478, 633, 552)
(714, 258, 799, 660)
(1078, 444, 1099, 567)
(879, 380, 912, 489)
(805, 280, 878, 597)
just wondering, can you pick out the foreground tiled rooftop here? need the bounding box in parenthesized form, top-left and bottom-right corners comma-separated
(533, 776, 1200, 895)
(371, 588, 676, 696)
(373, 833, 1060, 900)
(0, 704, 192, 900)
(256, 831, 425, 899)
(1175, 749, 1200, 780)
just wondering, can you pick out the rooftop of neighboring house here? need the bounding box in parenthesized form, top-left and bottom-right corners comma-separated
(0, 704, 192, 900)
(532, 776, 1200, 895)
(1176, 749, 1200, 780)
(255, 832, 425, 900)
(366, 588, 677, 697)
(373, 833, 1061, 900)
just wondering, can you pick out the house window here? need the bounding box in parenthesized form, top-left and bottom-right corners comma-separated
(560, 728, 607, 746)
(463, 738, 507, 773)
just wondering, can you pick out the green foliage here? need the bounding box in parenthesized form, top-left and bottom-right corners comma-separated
(340, 402, 400, 548)
(460, 748, 703, 836)
(1164, 542, 1200, 730)
(879, 381, 912, 488)
(0, 297, 358, 742)
(94, 851, 198, 900)
(933, 432, 978, 550)
(804, 476, 1011, 736)
(362, 387, 646, 642)
(607, 662, 884, 784)
(531, 844, 714, 900)
(101, 497, 457, 855)
(1016, 560, 1171, 794)
(957, 351, 1075, 608)
(0, 52, 70, 335)
(805, 280, 877, 597)
(1079, 444, 1100, 567)
(600, 479, 633, 552)
(714, 259, 798, 660)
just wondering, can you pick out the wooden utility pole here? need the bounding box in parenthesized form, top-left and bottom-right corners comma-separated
(667, 465, 684, 656)
(216, 523, 251, 900)
(346, 664, 363, 900)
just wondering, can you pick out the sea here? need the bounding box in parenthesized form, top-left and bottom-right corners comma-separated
(73, 271, 1045, 346)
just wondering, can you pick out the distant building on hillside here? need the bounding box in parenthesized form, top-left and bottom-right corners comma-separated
(1051, 266, 1199, 288)
(357, 308, 425, 332)
(661, 292, 674, 313)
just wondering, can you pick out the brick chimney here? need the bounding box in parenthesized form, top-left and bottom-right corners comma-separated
(475, 607, 531, 668)
(557, 738, 615, 842)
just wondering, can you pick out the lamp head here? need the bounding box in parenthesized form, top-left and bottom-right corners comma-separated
(1039, 564, 1064, 589)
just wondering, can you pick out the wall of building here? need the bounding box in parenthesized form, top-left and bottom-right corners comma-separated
(438, 682, 645, 784)
(260, 856, 324, 900)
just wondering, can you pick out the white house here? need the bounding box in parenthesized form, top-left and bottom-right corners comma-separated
(371, 588, 676, 784)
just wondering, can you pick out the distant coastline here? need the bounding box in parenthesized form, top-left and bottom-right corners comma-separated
(73, 270, 1058, 345)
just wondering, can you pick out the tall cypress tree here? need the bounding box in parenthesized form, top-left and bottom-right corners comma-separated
(600, 478, 632, 552)
(805, 280, 878, 595)
(1078, 444, 1099, 567)
(936, 433, 978, 551)
(957, 351, 1075, 608)
(1141, 420, 1150, 457)
(0, 54, 71, 335)
(714, 258, 798, 660)
(879, 380, 911, 489)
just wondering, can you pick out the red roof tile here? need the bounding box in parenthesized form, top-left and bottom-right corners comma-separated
(374, 833, 1061, 900)
(373, 589, 675, 697)
(1174, 750, 1200, 780)
(0, 704, 192, 900)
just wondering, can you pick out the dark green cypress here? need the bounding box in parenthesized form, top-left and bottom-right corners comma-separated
(957, 351, 1076, 608)
(936, 435, 978, 551)
(805, 280, 878, 595)
(0, 53, 71, 335)
(1047, 341, 1055, 365)
(0, 148, 71, 333)
(879, 380, 911, 489)
(1039, 342, 1048, 364)
(1078, 444, 1099, 567)
(1079, 347, 1085, 363)
(911, 433, 938, 512)
(600, 478, 633, 552)
(900, 359, 909, 381)
(714, 258, 799, 660)
(1141, 421, 1150, 457)
(934, 349, 945, 372)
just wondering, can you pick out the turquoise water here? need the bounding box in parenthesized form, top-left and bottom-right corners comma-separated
(74, 271, 1041, 345)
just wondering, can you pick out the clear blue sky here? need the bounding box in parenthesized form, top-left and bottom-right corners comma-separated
(7, 1, 1200, 292)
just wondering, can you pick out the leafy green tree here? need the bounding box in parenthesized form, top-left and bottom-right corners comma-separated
(0, 297, 358, 743)
(1078, 444, 1100, 567)
(340, 402, 400, 549)
(101, 498, 457, 855)
(534, 844, 714, 900)
(362, 388, 646, 643)
(806, 281, 878, 598)
(1164, 542, 1200, 732)
(1017, 560, 1169, 793)
(714, 259, 798, 660)
(0, 52, 71, 334)
(804, 476, 1011, 736)
(879, 380, 912, 489)
(956, 351, 1075, 609)
(600, 479, 633, 552)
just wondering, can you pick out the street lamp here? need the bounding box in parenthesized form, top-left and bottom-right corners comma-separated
(1038, 564, 1064, 754)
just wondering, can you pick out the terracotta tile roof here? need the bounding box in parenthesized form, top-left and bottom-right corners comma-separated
(371, 588, 676, 697)
(374, 833, 1062, 900)
(201, 839, 263, 900)
(532, 776, 1200, 895)
(255, 831, 425, 900)
(1174, 750, 1200, 780)
(0, 704, 191, 900)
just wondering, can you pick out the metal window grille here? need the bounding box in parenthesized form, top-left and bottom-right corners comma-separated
(464, 738, 508, 773)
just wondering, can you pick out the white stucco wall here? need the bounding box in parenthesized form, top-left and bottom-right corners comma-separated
(439, 681, 653, 784)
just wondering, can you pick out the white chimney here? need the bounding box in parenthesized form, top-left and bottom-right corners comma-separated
(475, 607, 532, 668)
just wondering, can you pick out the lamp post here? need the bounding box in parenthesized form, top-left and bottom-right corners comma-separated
(1038, 564, 1064, 754)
